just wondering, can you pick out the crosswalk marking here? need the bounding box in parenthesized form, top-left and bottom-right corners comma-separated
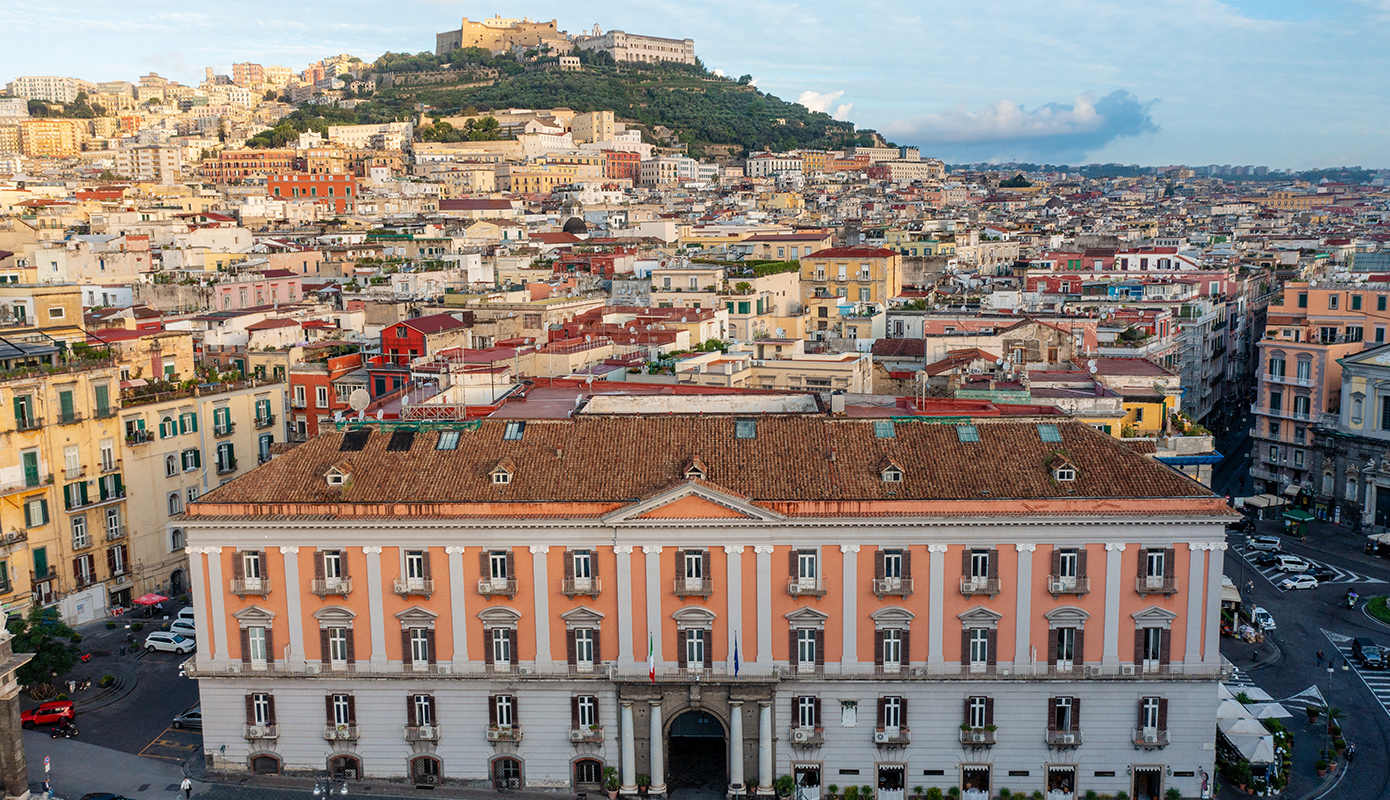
(1231, 545, 1386, 591)
(1324, 629, 1390, 720)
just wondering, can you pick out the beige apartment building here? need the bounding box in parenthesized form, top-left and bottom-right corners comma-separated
(119, 379, 287, 598)
(800, 247, 904, 306)
(674, 348, 873, 393)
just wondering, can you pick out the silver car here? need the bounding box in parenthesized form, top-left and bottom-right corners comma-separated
(172, 704, 202, 730)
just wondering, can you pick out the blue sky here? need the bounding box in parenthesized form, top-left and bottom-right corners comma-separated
(3, 0, 1388, 167)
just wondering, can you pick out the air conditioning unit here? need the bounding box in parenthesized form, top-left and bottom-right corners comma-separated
(421, 775, 439, 785)
(874, 730, 893, 744)
(519, 665, 535, 675)
(1060, 733, 1076, 744)
(418, 725, 435, 739)
(1084, 665, 1102, 677)
(1121, 664, 1137, 676)
(1144, 730, 1159, 744)
(792, 728, 812, 744)
(569, 728, 585, 742)
(247, 726, 265, 738)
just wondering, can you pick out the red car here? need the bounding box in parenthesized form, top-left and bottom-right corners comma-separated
(21, 701, 74, 728)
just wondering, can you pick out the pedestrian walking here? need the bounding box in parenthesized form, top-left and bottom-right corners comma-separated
(1247, 580, 1254, 595)
(181, 777, 192, 799)
(1317, 650, 1324, 666)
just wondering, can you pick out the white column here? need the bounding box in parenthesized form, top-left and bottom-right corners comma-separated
(1102, 543, 1125, 668)
(1013, 544, 1034, 670)
(279, 547, 303, 666)
(729, 700, 745, 791)
(447, 547, 468, 665)
(927, 544, 947, 667)
(616, 546, 635, 665)
(621, 700, 638, 794)
(644, 546, 663, 669)
(1184, 544, 1206, 667)
(186, 548, 211, 660)
(531, 545, 551, 667)
(363, 546, 386, 665)
(841, 545, 859, 669)
(725, 546, 744, 674)
(205, 547, 228, 664)
(754, 545, 774, 666)
(649, 699, 666, 795)
(757, 700, 773, 793)
(1204, 543, 1226, 666)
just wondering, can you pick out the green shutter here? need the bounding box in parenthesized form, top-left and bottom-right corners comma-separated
(64, 484, 75, 510)
(80, 482, 88, 506)
(192, 449, 201, 468)
(99, 478, 108, 502)
(22, 452, 39, 487)
(191, 412, 198, 432)
(32, 546, 47, 575)
(94, 385, 109, 414)
(178, 414, 188, 435)
(114, 474, 123, 497)
(38, 500, 48, 526)
(24, 501, 33, 528)
(59, 390, 74, 421)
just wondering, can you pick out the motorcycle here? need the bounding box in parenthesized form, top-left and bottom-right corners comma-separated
(1346, 591, 1359, 609)
(49, 721, 78, 739)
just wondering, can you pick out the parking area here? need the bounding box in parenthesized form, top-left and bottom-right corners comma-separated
(136, 725, 202, 763)
(1231, 543, 1386, 591)
(1326, 630, 1390, 719)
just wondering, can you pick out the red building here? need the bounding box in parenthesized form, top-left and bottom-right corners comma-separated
(604, 150, 640, 182)
(267, 173, 359, 213)
(204, 149, 295, 182)
(379, 313, 472, 364)
(288, 349, 363, 440)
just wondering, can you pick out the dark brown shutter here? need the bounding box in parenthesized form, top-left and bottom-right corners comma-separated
(488, 696, 497, 725)
(257, 551, 266, 581)
(901, 548, 911, 580)
(961, 629, 970, 666)
(240, 628, 251, 664)
(425, 629, 436, 665)
(988, 549, 999, 580)
(874, 550, 885, 580)
(267, 695, 276, 725)
(508, 629, 517, 665)
(675, 548, 683, 580)
(423, 549, 433, 579)
(71, 558, 80, 582)
(1074, 628, 1085, 664)
(408, 695, 417, 726)
(341, 551, 350, 580)
(503, 550, 513, 581)
(877, 697, 886, 727)
(593, 631, 602, 665)
(702, 550, 711, 585)
(571, 697, 580, 726)
(484, 627, 494, 665)
(790, 695, 799, 721)
(1136, 698, 1146, 728)
(325, 695, 335, 723)
(567, 629, 577, 666)
(874, 630, 884, 667)
(961, 547, 970, 577)
(345, 628, 356, 664)
(119, 545, 128, 570)
(789, 548, 798, 578)
(901, 629, 910, 665)
(401, 629, 412, 665)
(899, 697, 908, 724)
(815, 629, 824, 666)
(264, 627, 275, 664)
(1051, 548, 1062, 577)
(789, 629, 798, 664)
(563, 550, 574, 584)
(314, 551, 325, 581)
(1160, 628, 1172, 665)
(105, 549, 116, 576)
(347, 695, 356, 724)
(1077, 547, 1088, 578)
(985, 697, 994, 725)
(1135, 629, 1147, 664)
(703, 632, 712, 669)
(320, 628, 331, 664)
(428, 695, 437, 724)
(1048, 628, 1059, 665)
(1047, 699, 1058, 731)
(1072, 696, 1081, 728)
(479, 550, 490, 579)
(985, 629, 996, 666)
(814, 697, 822, 728)
(1138, 548, 1147, 578)
(245, 694, 254, 724)
(677, 629, 688, 668)
(591, 549, 600, 581)
(962, 697, 971, 725)
(1163, 548, 1175, 579)
(508, 695, 516, 724)
(232, 552, 244, 581)
(1158, 698, 1169, 729)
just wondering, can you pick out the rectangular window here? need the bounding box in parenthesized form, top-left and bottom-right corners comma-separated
(577, 695, 597, 728)
(882, 550, 902, 578)
(1297, 360, 1311, 381)
(323, 550, 342, 579)
(316, 386, 329, 407)
(409, 628, 429, 663)
(575, 628, 595, 666)
(244, 551, 262, 580)
(882, 629, 903, 667)
(71, 515, 87, 549)
(328, 628, 348, 663)
(968, 696, 989, 729)
(969, 628, 990, 664)
(1056, 627, 1076, 665)
(1053, 696, 1075, 731)
(495, 695, 514, 727)
(332, 694, 352, 725)
(797, 551, 817, 581)
(1294, 395, 1311, 420)
(881, 696, 902, 729)
(406, 550, 425, 580)
(248, 627, 267, 662)
(491, 628, 512, 664)
(252, 693, 271, 725)
(970, 550, 990, 579)
(1269, 390, 1282, 412)
(489, 551, 508, 580)
(572, 550, 591, 580)
(1353, 294, 1363, 310)
(685, 628, 705, 666)
(1141, 697, 1161, 730)
(1142, 627, 1162, 664)
(797, 629, 817, 665)
(413, 694, 433, 726)
(796, 696, 817, 729)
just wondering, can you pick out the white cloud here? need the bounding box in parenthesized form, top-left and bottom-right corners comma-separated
(797, 89, 854, 121)
(885, 94, 1103, 143)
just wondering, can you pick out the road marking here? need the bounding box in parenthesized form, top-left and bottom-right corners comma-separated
(138, 726, 202, 762)
(1323, 628, 1390, 720)
(1232, 545, 1385, 592)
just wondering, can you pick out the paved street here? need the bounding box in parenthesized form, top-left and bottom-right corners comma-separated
(1229, 543, 1385, 590)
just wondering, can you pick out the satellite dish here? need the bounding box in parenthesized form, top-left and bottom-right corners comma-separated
(348, 389, 370, 412)
(1089, 365, 1097, 374)
(1087, 359, 1096, 368)
(995, 358, 1004, 366)
(682, 316, 688, 323)
(356, 409, 365, 421)
(333, 410, 343, 422)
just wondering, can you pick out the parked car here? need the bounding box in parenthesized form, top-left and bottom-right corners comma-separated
(1249, 551, 1280, 566)
(176, 607, 195, 623)
(144, 632, 193, 654)
(169, 619, 196, 639)
(171, 704, 202, 730)
(1353, 637, 1386, 670)
(1279, 574, 1319, 591)
(1274, 555, 1311, 573)
(1309, 565, 1337, 582)
(21, 700, 75, 728)
(1251, 606, 1276, 631)
(1246, 535, 1283, 552)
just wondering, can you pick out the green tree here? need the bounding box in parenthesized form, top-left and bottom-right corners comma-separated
(8, 606, 80, 691)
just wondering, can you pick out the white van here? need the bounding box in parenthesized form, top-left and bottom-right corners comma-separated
(177, 607, 196, 623)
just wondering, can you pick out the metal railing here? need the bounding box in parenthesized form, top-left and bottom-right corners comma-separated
(323, 724, 358, 741)
(230, 577, 272, 596)
(0, 473, 52, 497)
(789, 726, 824, 747)
(568, 725, 604, 743)
(1045, 729, 1083, 746)
(244, 724, 278, 740)
(56, 411, 83, 425)
(125, 430, 154, 445)
(254, 414, 276, 429)
(214, 421, 236, 437)
(1132, 728, 1169, 748)
(872, 577, 914, 597)
(561, 577, 601, 597)
(476, 578, 517, 597)
(787, 578, 826, 597)
(1135, 576, 1179, 595)
(100, 458, 121, 474)
(485, 726, 523, 742)
(959, 728, 996, 746)
(960, 577, 1002, 596)
(311, 578, 352, 597)
(15, 416, 43, 432)
(394, 578, 435, 597)
(1046, 576, 1090, 595)
(873, 727, 910, 746)
(674, 577, 713, 597)
(216, 459, 238, 475)
(105, 525, 126, 541)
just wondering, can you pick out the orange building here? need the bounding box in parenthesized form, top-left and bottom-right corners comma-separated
(182, 415, 1229, 798)
(267, 173, 357, 213)
(204, 149, 295, 183)
(18, 118, 86, 157)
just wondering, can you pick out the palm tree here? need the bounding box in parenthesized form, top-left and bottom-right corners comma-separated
(1326, 706, 1345, 735)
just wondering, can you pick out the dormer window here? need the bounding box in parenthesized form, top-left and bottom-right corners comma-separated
(882, 468, 903, 483)
(1054, 466, 1076, 482)
(684, 456, 707, 481)
(325, 462, 351, 487)
(492, 470, 511, 485)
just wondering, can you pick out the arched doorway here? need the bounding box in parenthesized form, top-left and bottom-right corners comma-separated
(667, 709, 726, 791)
(169, 569, 186, 597)
(329, 754, 361, 780)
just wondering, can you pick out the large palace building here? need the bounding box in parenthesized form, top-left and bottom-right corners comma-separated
(181, 412, 1231, 800)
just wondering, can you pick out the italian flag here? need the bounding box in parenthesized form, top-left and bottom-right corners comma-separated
(648, 632, 656, 682)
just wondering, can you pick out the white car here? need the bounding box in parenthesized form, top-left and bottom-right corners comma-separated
(145, 632, 194, 654)
(1245, 535, 1282, 552)
(1279, 574, 1319, 591)
(176, 607, 196, 623)
(169, 619, 196, 638)
(1274, 555, 1311, 573)
(1251, 606, 1276, 631)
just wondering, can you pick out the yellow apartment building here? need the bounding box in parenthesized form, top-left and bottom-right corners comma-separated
(800, 247, 903, 306)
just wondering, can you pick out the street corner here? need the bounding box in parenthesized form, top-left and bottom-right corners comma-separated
(138, 726, 203, 763)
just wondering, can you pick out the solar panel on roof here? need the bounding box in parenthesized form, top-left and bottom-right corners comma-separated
(735, 419, 757, 439)
(874, 420, 896, 439)
(340, 429, 370, 451)
(503, 421, 526, 441)
(1037, 424, 1062, 442)
(956, 425, 980, 443)
(387, 430, 416, 451)
(436, 431, 461, 450)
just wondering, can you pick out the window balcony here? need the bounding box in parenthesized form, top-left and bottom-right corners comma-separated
(216, 459, 238, 475)
(63, 467, 86, 481)
(214, 421, 236, 437)
(476, 578, 517, 597)
(960, 576, 1002, 596)
(789, 726, 824, 747)
(404, 725, 439, 742)
(15, 416, 43, 432)
(105, 525, 127, 541)
(254, 414, 276, 429)
(94, 406, 116, 419)
(56, 411, 84, 426)
(569, 725, 604, 743)
(311, 578, 352, 597)
(959, 727, 997, 746)
(244, 724, 278, 740)
(561, 577, 601, 598)
(230, 577, 272, 596)
(125, 430, 153, 446)
(787, 578, 826, 597)
(324, 724, 358, 741)
(1135, 575, 1179, 596)
(31, 566, 58, 582)
(1133, 728, 1169, 748)
(1047, 576, 1090, 596)
(1045, 729, 1083, 747)
(0, 473, 52, 497)
(100, 458, 121, 474)
(873, 727, 910, 746)
(486, 726, 524, 743)
(394, 578, 435, 597)
(674, 577, 713, 597)
(872, 577, 913, 597)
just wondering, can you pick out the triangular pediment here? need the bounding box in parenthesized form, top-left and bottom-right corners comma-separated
(603, 481, 785, 524)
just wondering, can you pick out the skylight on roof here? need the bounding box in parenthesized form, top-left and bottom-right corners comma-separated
(874, 420, 896, 439)
(436, 430, 461, 450)
(340, 429, 370, 452)
(956, 424, 980, 443)
(1037, 424, 1062, 443)
(503, 421, 526, 441)
(735, 419, 757, 439)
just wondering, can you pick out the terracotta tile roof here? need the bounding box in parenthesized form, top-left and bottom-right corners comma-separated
(194, 416, 1215, 515)
(399, 313, 468, 334)
(810, 247, 899, 259)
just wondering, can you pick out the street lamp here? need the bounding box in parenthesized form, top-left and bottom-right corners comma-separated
(314, 776, 349, 796)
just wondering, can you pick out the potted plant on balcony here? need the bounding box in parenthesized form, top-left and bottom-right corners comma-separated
(637, 774, 651, 797)
(604, 767, 619, 799)
(775, 775, 795, 799)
